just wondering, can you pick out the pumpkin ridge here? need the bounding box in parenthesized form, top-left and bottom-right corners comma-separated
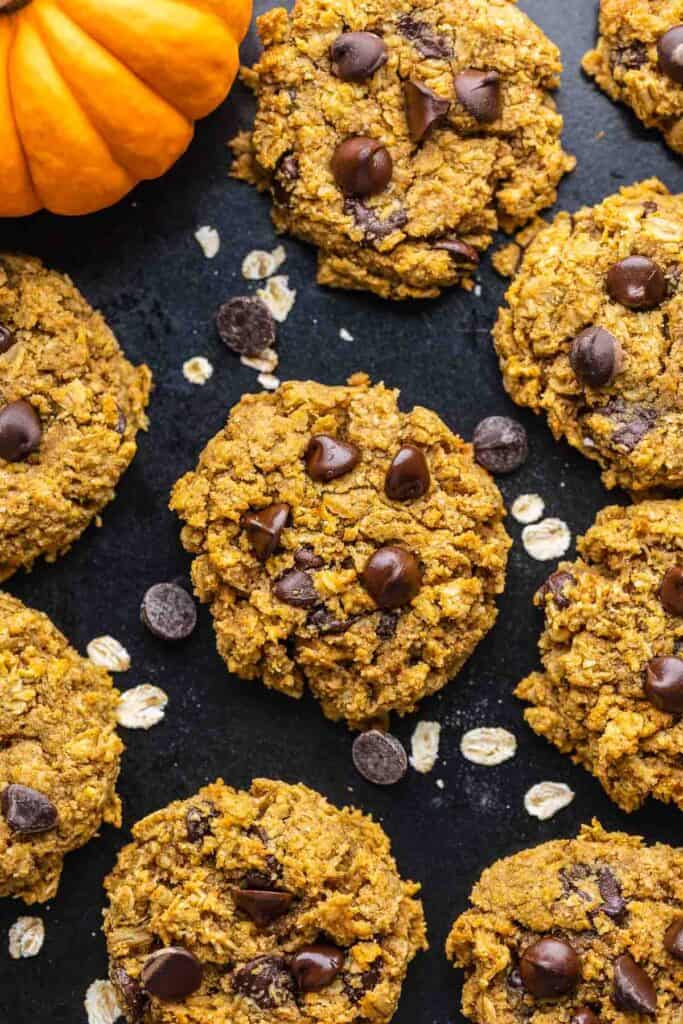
(1, 17, 40, 213)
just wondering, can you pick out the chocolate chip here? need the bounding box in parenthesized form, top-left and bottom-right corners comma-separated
(304, 434, 360, 481)
(644, 656, 683, 713)
(306, 607, 350, 634)
(141, 948, 203, 1001)
(1, 784, 58, 835)
(233, 888, 293, 926)
(0, 400, 42, 462)
(519, 937, 581, 998)
(111, 966, 147, 1023)
(664, 918, 683, 960)
(658, 25, 683, 84)
(612, 954, 656, 1015)
(290, 944, 344, 992)
(0, 322, 15, 353)
(385, 444, 430, 501)
(343, 959, 382, 1002)
(598, 868, 627, 922)
(600, 398, 657, 451)
(472, 416, 528, 474)
(606, 255, 667, 309)
(186, 806, 214, 843)
(141, 583, 197, 640)
(294, 546, 324, 570)
(508, 968, 524, 989)
(115, 408, 127, 435)
(242, 503, 291, 561)
(455, 70, 502, 123)
(537, 570, 575, 609)
(330, 32, 387, 82)
(331, 137, 393, 196)
(362, 547, 422, 609)
(279, 154, 299, 181)
(352, 730, 407, 785)
(660, 567, 683, 615)
(397, 15, 452, 58)
(232, 955, 295, 1008)
(344, 198, 408, 240)
(273, 569, 318, 608)
(612, 42, 647, 69)
(434, 238, 480, 266)
(404, 80, 450, 142)
(571, 1008, 600, 1024)
(376, 611, 398, 639)
(570, 327, 622, 388)
(216, 296, 276, 357)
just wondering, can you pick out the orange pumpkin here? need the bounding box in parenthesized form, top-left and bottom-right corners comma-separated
(0, 0, 251, 216)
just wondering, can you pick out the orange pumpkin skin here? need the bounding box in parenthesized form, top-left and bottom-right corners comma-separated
(0, 0, 251, 216)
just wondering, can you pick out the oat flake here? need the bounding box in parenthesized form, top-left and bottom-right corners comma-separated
(183, 356, 213, 386)
(257, 275, 296, 323)
(241, 347, 279, 374)
(116, 685, 168, 730)
(194, 225, 220, 259)
(511, 493, 545, 525)
(522, 517, 571, 561)
(9, 917, 44, 959)
(460, 727, 517, 766)
(524, 781, 575, 820)
(409, 721, 441, 773)
(339, 327, 354, 341)
(258, 372, 280, 391)
(86, 636, 130, 673)
(85, 980, 123, 1024)
(242, 245, 286, 280)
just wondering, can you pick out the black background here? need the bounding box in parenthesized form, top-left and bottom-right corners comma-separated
(1, 2, 682, 1022)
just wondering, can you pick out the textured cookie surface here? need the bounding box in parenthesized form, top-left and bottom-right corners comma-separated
(0, 592, 123, 904)
(104, 778, 427, 1024)
(447, 822, 682, 1023)
(494, 180, 683, 492)
(517, 500, 682, 813)
(231, 0, 574, 300)
(0, 254, 151, 579)
(170, 376, 510, 728)
(583, 0, 683, 153)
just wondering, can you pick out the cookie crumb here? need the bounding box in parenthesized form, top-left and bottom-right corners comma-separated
(436, 778, 445, 789)
(182, 356, 213, 386)
(460, 727, 517, 766)
(116, 685, 168, 730)
(524, 781, 575, 820)
(240, 347, 279, 374)
(86, 636, 130, 673)
(257, 275, 296, 323)
(511, 493, 545, 524)
(522, 518, 571, 561)
(409, 721, 441, 773)
(84, 980, 123, 1024)
(339, 327, 354, 341)
(258, 372, 280, 391)
(492, 242, 522, 278)
(194, 226, 220, 260)
(242, 245, 286, 280)
(9, 917, 44, 959)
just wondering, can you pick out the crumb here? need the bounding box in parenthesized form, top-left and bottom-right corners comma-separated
(258, 372, 280, 391)
(339, 327, 354, 342)
(242, 245, 286, 280)
(183, 356, 214, 385)
(257, 275, 296, 322)
(194, 226, 220, 259)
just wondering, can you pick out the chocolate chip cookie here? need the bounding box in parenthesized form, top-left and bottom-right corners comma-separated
(103, 778, 427, 1024)
(170, 375, 510, 728)
(493, 179, 683, 493)
(447, 821, 683, 1024)
(0, 254, 152, 580)
(583, 1, 683, 154)
(231, 0, 575, 300)
(0, 592, 123, 904)
(517, 500, 683, 814)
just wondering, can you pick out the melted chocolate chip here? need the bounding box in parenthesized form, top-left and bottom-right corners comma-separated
(111, 966, 147, 1023)
(571, 1008, 600, 1024)
(233, 888, 293, 926)
(141, 947, 203, 1001)
(330, 32, 387, 82)
(306, 607, 351, 634)
(242, 503, 291, 561)
(385, 444, 430, 501)
(290, 944, 344, 991)
(115, 408, 127, 435)
(664, 918, 683, 960)
(397, 15, 452, 58)
(362, 547, 422, 609)
(0, 399, 42, 462)
(344, 198, 408, 240)
(570, 327, 622, 387)
(404, 80, 450, 142)
(352, 730, 407, 785)
(331, 137, 393, 196)
(537, 570, 576, 609)
(294, 546, 324, 570)
(343, 959, 382, 1003)
(612, 42, 647, 69)
(376, 611, 398, 639)
(658, 25, 683, 84)
(519, 937, 581, 998)
(455, 69, 502, 122)
(612, 954, 656, 1015)
(305, 434, 360, 481)
(606, 255, 667, 309)
(660, 566, 683, 615)
(644, 656, 683, 713)
(434, 238, 480, 265)
(598, 867, 627, 922)
(0, 322, 15, 353)
(232, 956, 295, 1008)
(472, 416, 528, 474)
(273, 569, 319, 608)
(601, 399, 657, 452)
(186, 806, 215, 843)
(1, 784, 58, 835)
(216, 296, 277, 357)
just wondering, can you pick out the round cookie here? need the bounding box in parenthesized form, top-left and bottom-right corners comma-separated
(0, 254, 152, 580)
(583, 0, 683, 154)
(446, 822, 683, 1024)
(170, 375, 511, 728)
(517, 500, 683, 813)
(231, 0, 575, 300)
(494, 179, 683, 493)
(0, 592, 123, 904)
(103, 778, 427, 1024)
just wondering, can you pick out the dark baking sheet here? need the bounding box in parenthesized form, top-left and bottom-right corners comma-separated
(1, 1, 682, 1021)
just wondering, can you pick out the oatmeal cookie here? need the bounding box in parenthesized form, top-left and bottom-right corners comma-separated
(0, 592, 123, 904)
(447, 821, 683, 1024)
(517, 500, 683, 814)
(170, 375, 510, 728)
(493, 179, 683, 493)
(0, 254, 152, 580)
(103, 778, 427, 1024)
(231, 0, 575, 300)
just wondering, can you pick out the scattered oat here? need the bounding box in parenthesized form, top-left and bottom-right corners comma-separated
(258, 372, 280, 391)
(436, 778, 445, 790)
(409, 721, 441, 773)
(240, 347, 279, 374)
(183, 356, 213, 386)
(85, 980, 123, 1024)
(242, 245, 286, 280)
(194, 225, 220, 259)
(116, 685, 168, 730)
(9, 917, 44, 959)
(257, 275, 296, 323)
(339, 327, 354, 342)
(460, 727, 517, 766)
(522, 518, 571, 561)
(524, 781, 575, 820)
(511, 493, 545, 525)
(86, 636, 130, 673)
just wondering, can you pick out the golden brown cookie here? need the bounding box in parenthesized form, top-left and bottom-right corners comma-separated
(170, 375, 510, 728)
(231, 0, 575, 300)
(0, 592, 123, 904)
(103, 778, 427, 1024)
(0, 254, 152, 580)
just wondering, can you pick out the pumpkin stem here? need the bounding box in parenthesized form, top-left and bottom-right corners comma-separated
(0, 0, 32, 11)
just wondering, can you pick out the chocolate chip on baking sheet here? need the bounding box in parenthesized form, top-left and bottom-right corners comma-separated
(472, 416, 528, 474)
(216, 296, 276, 356)
(141, 582, 197, 641)
(352, 729, 408, 785)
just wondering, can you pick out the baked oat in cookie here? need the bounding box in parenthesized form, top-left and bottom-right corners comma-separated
(446, 822, 683, 1024)
(103, 778, 427, 1024)
(583, 0, 683, 154)
(170, 375, 510, 728)
(0, 254, 151, 580)
(517, 500, 683, 814)
(494, 179, 683, 493)
(231, 0, 575, 300)
(0, 592, 123, 904)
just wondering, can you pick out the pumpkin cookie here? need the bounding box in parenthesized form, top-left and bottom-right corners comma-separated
(493, 179, 683, 493)
(170, 375, 510, 728)
(517, 500, 683, 814)
(231, 0, 575, 300)
(0, 592, 123, 904)
(446, 822, 683, 1024)
(0, 254, 151, 580)
(103, 778, 427, 1024)
(583, 1, 683, 154)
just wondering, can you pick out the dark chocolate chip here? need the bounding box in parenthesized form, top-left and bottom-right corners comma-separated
(664, 918, 683, 960)
(658, 25, 683, 84)
(111, 965, 147, 1023)
(273, 569, 318, 608)
(294, 546, 324, 570)
(472, 416, 528, 474)
(233, 888, 293, 926)
(141, 583, 197, 640)
(434, 238, 480, 266)
(537, 570, 576, 609)
(343, 959, 382, 1003)
(290, 944, 344, 992)
(115, 408, 127, 435)
(331, 137, 393, 196)
(186, 806, 215, 843)
(644, 656, 683, 713)
(642, 200, 659, 215)
(232, 955, 295, 1008)
(570, 327, 622, 388)
(306, 607, 350, 634)
(660, 566, 683, 615)
(352, 730, 407, 785)
(0, 322, 15, 354)
(1, 784, 58, 835)
(606, 255, 667, 309)
(344, 198, 408, 240)
(385, 444, 430, 501)
(141, 947, 203, 1001)
(519, 937, 581, 999)
(455, 69, 502, 123)
(404, 80, 450, 142)
(376, 611, 398, 639)
(0, 399, 42, 462)
(330, 32, 387, 82)
(216, 296, 276, 357)
(397, 15, 452, 58)
(241, 503, 291, 562)
(611, 42, 647, 69)
(612, 954, 656, 1015)
(571, 1008, 600, 1024)
(600, 398, 657, 452)
(279, 154, 300, 181)
(305, 434, 360, 481)
(361, 546, 422, 609)
(598, 868, 627, 922)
